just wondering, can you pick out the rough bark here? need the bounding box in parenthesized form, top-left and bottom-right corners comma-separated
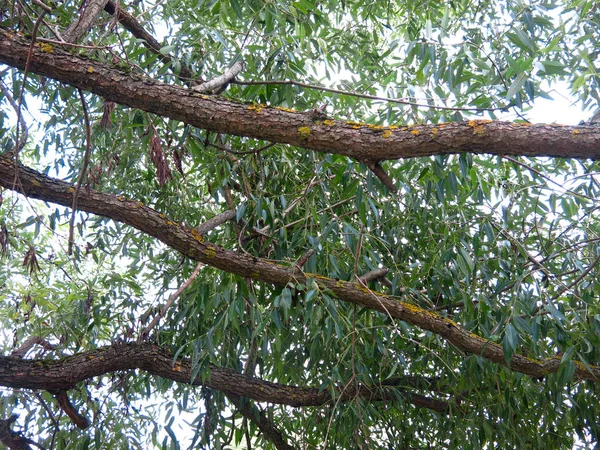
(0, 342, 448, 412)
(1, 29, 600, 162)
(62, 0, 110, 44)
(0, 416, 33, 450)
(1, 156, 598, 383)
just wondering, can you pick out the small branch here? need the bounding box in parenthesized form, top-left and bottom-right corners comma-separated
(51, 391, 90, 430)
(194, 210, 236, 235)
(140, 262, 203, 339)
(0, 79, 28, 153)
(228, 395, 296, 450)
(366, 161, 398, 193)
(193, 60, 244, 94)
(503, 156, 594, 201)
(293, 249, 314, 272)
(62, 0, 109, 44)
(31, 0, 52, 13)
(103, 0, 196, 84)
(11, 336, 55, 358)
(37, 37, 113, 49)
(544, 252, 600, 308)
(232, 79, 506, 112)
(359, 268, 390, 285)
(206, 140, 276, 156)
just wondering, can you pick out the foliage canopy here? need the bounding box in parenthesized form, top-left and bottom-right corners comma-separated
(1, 0, 600, 448)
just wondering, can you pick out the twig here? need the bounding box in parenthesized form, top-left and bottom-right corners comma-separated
(503, 156, 594, 201)
(547, 253, 600, 304)
(206, 140, 276, 156)
(68, 90, 92, 255)
(140, 262, 203, 339)
(37, 37, 113, 49)
(13, 0, 48, 177)
(232, 79, 507, 112)
(0, 79, 28, 153)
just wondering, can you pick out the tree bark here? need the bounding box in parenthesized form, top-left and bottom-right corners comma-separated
(1, 156, 598, 383)
(1, 29, 599, 162)
(0, 342, 448, 411)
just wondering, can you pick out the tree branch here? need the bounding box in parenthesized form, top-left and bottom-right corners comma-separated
(227, 395, 296, 450)
(194, 210, 237, 235)
(1, 29, 600, 161)
(0, 157, 598, 382)
(0, 415, 36, 450)
(62, 0, 109, 44)
(193, 60, 243, 93)
(0, 342, 448, 412)
(140, 261, 203, 339)
(102, 0, 196, 83)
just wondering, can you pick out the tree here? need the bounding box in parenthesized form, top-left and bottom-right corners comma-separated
(1, 0, 600, 448)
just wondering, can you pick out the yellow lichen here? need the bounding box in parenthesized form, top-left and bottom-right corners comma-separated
(40, 43, 53, 53)
(274, 106, 297, 113)
(411, 129, 420, 136)
(323, 119, 335, 126)
(572, 129, 581, 135)
(87, 66, 94, 73)
(431, 128, 438, 136)
(31, 180, 42, 187)
(204, 246, 217, 258)
(298, 126, 311, 139)
(346, 120, 366, 128)
(468, 119, 493, 126)
(248, 104, 266, 113)
(382, 129, 393, 139)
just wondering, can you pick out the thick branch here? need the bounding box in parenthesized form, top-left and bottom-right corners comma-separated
(0, 343, 447, 411)
(1, 29, 600, 161)
(0, 157, 598, 382)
